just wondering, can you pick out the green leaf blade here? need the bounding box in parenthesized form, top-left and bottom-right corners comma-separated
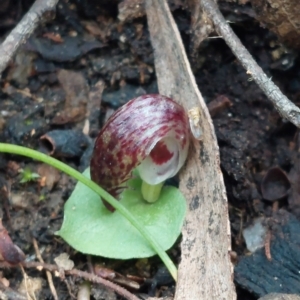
(57, 168, 186, 259)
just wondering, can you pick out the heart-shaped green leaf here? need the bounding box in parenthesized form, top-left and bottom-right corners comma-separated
(57, 168, 186, 259)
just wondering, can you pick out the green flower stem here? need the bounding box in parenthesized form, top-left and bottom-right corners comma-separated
(141, 181, 164, 203)
(0, 143, 178, 280)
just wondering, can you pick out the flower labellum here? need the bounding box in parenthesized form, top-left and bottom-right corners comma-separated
(90, 94, 190, 211)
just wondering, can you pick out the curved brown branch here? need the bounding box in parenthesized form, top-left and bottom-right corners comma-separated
(0, 261, 139, 300)
(200, 0, 300, 128)
(0, 0, 59, 76)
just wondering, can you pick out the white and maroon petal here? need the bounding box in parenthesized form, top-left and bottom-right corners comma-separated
(90, 94, 190, 211)
(137, 135, 189, 184)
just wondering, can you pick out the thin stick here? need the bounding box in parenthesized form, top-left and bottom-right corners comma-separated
(264, 230, 272, 261)
(0, 261, 140, 300)
(19, 265, 35, 300)
(32, 238, 58, 300)
(63, 278, 76, 299)
(200, 0, 300, 128)
(0, 0, 59, 75)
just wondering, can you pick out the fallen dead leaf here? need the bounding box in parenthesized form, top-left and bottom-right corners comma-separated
(37, 164, 60, 191)
(54, 253, 74, 271)
(43, 32, 63, 43)
(0, 220, 25, 265)
(53, 70, 89, 124)
(18, 276, 43, 299)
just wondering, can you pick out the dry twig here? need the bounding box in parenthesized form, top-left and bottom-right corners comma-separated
(0, 261, 139, 300)
(19, 264, 35, 300)
(264, 230, 272, 261)
(200, 0, 300, 128)
(145, 0, 236, 299)
(0, 0, 59, 76)
(32, 238, 58, 300)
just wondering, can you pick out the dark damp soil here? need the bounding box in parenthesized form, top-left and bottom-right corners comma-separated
(0, 0, 300, 299)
